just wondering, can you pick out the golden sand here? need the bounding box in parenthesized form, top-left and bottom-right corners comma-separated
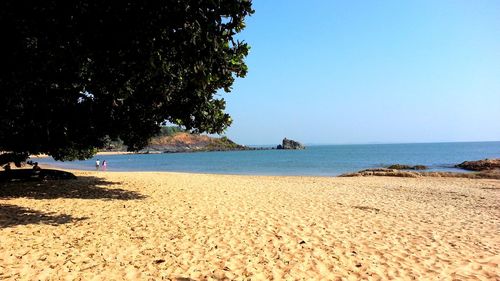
(1, 171, 499, 280)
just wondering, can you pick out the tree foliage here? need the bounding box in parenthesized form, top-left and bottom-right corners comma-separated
(0, 0, 253, 165)
(158, 126, 186, 137)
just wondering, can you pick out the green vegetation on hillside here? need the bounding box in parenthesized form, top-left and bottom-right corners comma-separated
(206, 136, 245, 151)
(101, 127, 247, 153)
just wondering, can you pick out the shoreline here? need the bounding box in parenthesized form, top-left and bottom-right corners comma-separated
(32, 165, 479, 179)
(32, 165, 350, 179)
(32, 162, 493, 180)
(26, 142, 500, 178)
(38, 167, 500, 182)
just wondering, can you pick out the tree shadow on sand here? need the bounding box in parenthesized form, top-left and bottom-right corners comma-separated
(0, 173, 146, 201)
(0, 203, 88, 228)
(0, 171, 147, 228)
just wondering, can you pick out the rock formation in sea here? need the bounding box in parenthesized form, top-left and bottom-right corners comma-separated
(387, 164, 428, 170)
(339, 168, 500, 179)
(277, 138, 305, 150)
(456, 158, 500, 171)
(340, 158, 500, 179)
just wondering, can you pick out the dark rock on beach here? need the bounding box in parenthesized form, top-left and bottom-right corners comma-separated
(339, 168, 500, 180)
(277, 138, 305, 150)
(342, 158, 500, 179)
(456, 158, 500, 171)
(340, 168, 420, 178)
(387, 164, 428, 170)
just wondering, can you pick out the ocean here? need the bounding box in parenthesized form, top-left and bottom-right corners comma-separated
(34, 141, 500, 176)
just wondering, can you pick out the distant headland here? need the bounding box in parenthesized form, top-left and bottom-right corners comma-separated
(100, 127, 306, 154)
(102, 127, 255, 153)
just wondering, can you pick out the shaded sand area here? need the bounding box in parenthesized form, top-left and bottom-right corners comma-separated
(1, 171, 499, 280)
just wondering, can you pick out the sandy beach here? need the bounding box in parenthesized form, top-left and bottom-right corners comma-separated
(0, 170, 498, 280)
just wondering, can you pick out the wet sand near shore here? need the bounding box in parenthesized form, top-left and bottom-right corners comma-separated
(1, 170, 499, 280)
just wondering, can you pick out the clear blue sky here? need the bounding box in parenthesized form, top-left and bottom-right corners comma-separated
(222, 0, 500, 145)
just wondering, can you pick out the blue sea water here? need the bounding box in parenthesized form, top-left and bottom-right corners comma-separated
(36, 142, 500, 176)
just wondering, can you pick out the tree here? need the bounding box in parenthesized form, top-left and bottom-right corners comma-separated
(0, 0, 253, 166)
(158, 126, 185, 137)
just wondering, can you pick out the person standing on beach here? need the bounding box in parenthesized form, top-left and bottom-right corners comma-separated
(102, 160, 107, 171)
(32, 162, 41, 171)
(95, 159, 100, 171)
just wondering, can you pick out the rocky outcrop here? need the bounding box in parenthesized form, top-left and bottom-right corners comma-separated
(144, 133, 252, 153)
(456, 159, 500, 171)
(387, 164, 427, 170)
(340, 168, 420, 178)
(339, 168, 500, 180)
(103, 132, 265, 153)
(277, 138, 305, 150)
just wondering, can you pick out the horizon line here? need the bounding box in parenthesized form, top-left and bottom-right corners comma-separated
(244, 140, 500, 147)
